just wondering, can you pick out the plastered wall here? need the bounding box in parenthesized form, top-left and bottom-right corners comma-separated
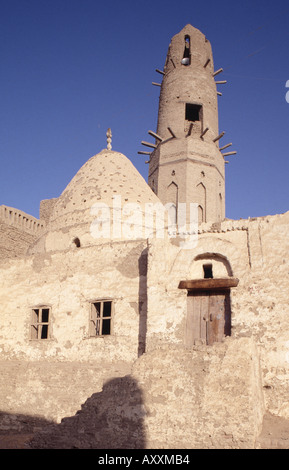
(0, 239, 148, 362)
(146, 211, 289, 420)
(0, 211, 288, 446)
(28, 337, 264, 449)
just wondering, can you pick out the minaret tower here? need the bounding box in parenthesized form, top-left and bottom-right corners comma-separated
(146, 25, 228, 224)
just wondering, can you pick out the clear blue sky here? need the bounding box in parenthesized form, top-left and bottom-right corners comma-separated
(1, 0, 289, 220)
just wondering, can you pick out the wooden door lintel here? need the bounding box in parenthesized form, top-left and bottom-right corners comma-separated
(179, 278, 239, 290)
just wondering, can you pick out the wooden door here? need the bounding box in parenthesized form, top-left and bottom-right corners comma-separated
(185, 290, 231, 346)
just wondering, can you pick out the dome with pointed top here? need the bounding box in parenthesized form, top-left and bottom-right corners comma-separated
(30, 149, 163, 253)
(50, 149, 160, 229)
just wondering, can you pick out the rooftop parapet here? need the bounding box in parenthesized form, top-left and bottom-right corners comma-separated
(0, 205, 45, 235)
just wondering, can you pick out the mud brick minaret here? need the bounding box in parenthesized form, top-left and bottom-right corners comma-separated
(147, 24, 227, 224)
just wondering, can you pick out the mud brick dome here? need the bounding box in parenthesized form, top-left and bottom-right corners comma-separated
(29, 149, 161, 253)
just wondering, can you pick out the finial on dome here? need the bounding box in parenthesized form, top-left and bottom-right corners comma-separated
(106, 128, 112, 150)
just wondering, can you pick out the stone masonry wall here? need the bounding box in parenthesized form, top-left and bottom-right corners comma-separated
(0, 222, 38, 259)
(0, 205, 45, 260)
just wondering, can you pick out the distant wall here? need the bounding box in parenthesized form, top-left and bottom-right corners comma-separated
(0, 205, 45, 260)
(39, 198, 58, 224)
(0, 205, 45, 235)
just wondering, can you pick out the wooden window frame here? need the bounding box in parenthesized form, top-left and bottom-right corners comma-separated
(30, 306, 51, 340)
(89, 300, 114, 337)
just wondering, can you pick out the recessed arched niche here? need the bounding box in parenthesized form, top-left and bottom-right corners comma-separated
(190, 252, 233, 279)
(179, 253, 237, 347)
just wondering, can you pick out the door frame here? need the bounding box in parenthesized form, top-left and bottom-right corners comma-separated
(179, 278, 239, 346)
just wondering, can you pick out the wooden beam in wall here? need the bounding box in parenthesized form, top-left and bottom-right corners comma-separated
(178, 278, 239, 290)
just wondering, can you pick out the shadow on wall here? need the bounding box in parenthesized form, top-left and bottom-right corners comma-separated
(0, 412, 52, 449)
(138, 248, 148, 357)
(29, 375, 146, 449)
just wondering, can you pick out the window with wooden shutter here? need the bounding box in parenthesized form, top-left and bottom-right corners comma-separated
(30, 307, 51, 340)
(89, 300, 113, 336)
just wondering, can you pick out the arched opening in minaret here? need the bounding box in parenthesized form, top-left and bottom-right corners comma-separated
(198, 205, 204, 223)
(196, 183, 206, 223)
(167, 203, 177, 228)
(167, 181, 178, 228)
(219, 193, 223, 221)
(181, 35, 191, 65)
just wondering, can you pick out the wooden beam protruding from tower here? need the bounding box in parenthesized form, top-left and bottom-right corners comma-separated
(215, 80, 227, 84)
(213, 68, 223, 77)
(222, 151, 237, 157)
(167, 127, 176, 138)
(220, 143, 232, 151)
(186, 123, 193, 136)
(217, 92, 222, 96)
(141, 141, 158, 149)
(148, 130, 163, 142)
(213, 132, 225, 142)
(156, 69, 165, 75)
(152, 82, 161, 87)
(200, 127, 209, 139)
(170, 58, 176, 68)
(138, 151, 152, 155)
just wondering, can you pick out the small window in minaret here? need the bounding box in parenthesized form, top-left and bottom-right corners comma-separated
(186, 103, 202, 122)
(181, 35, 191, 65)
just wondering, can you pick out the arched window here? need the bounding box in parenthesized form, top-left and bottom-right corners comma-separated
(181, 35, 191, 65)
(198, 205, 204, 223)
(167, 203, 177, 227)
(196, 182, 206, 222)
(167, 181, 178, 226)
(219, 193, 223, 221)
